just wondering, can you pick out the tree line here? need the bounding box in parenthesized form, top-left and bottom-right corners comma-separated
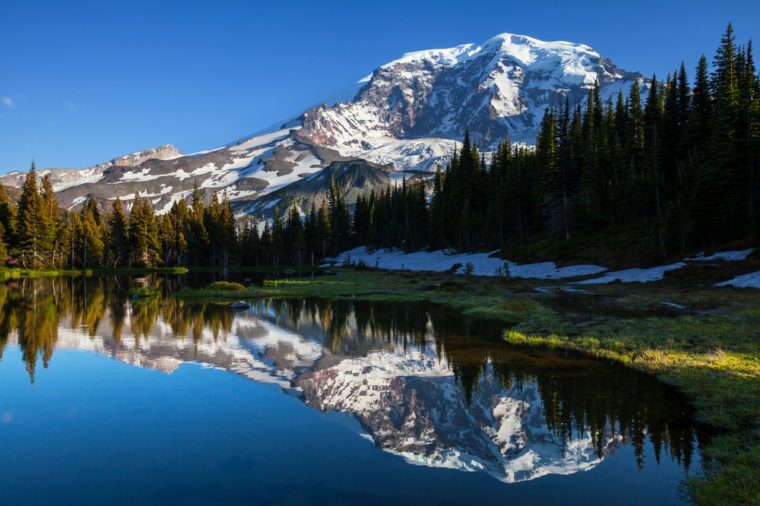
(1, 24, 757, 269)
(0, 166, 354, 269)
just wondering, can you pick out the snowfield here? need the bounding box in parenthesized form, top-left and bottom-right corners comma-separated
(328, 247, 759, 287)
(686, 248, 754, 262)
(574, 263, 687, 285)
(716, 271, 760, 289)
(329, 247, 606, 280)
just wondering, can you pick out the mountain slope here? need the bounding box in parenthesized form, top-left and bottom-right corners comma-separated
(241, 159, 398, 217)
(1, 32, 643, 214)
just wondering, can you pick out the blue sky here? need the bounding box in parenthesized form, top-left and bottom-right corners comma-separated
(1, 0, 758, 172)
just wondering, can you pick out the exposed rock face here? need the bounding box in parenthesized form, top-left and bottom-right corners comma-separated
(2, 32, 643, 214)
(240, 159, 397, 217)
(105, 144, 181, 168)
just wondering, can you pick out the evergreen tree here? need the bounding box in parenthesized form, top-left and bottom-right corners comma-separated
(107, 198, 129, 267)
(128, 196, 161, 267)
(16, 162, 46, 268)
(0, 186, 17, 260)
(40, 175, 62, 267)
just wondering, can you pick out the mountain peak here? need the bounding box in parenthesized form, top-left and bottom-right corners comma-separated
(379, 33, 600, 72)
(297, 31, 642, 163)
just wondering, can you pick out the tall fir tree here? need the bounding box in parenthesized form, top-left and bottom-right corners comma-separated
(16, 162, 46, 268)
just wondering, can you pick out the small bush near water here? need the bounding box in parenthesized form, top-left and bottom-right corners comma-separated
(207, 281, 246, 291)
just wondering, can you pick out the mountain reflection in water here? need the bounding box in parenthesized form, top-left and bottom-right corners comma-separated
(0, 276, 702, 485)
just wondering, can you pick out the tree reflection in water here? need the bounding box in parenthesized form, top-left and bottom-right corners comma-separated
(0, 276, 705, 481)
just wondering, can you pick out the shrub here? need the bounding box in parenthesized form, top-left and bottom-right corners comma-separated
(208, 281, 246, 291)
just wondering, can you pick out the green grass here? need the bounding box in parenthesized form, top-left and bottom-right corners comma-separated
(0, 266, 189, 278)
(207, 281, 247, 291)
(0, 268, 93, 279)
(173, 267, 760, 505)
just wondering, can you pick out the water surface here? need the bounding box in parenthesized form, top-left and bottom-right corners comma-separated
(0, 276, 705, 505)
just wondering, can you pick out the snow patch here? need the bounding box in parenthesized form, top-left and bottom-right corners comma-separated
(67, 195, 88, 210)
(716, 271, 760, 289)
(687, 249, 754, 262)
(576, 262, 686, 285)
(229, 128, 294, 153)
(328, 247, 605, 279)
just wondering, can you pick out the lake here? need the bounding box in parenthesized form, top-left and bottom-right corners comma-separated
(0, 276, 706, 505)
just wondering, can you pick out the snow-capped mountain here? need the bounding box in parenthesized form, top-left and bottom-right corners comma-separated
(0, 32, 643, 215)
(297, 33, 640, 162)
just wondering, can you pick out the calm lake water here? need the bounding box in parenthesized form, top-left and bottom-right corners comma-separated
(0, 276, 706, 505)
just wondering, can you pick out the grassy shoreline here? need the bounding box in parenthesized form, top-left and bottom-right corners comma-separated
(0, 264, 328, 280)
(176, 268, 760, 505)
(0, 266, 190, 279)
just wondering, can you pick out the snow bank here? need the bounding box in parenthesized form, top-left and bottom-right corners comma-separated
(716, 271, 760, 289)
(575, 262, 686, 285)
(686, 248, 754, 262)
(329, 246, 758, 285)
(577, 248, 755, 285)
(328, 247, 606, 280)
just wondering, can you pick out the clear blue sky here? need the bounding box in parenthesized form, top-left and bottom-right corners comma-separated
(1, 0, 758, 172)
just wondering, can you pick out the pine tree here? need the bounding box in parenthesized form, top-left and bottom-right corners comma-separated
(303, 204, 319, 266)
(260, 220, 273, 264)
(536, 108, 562, 237)
(0, 223, 8, 266)
(82, 201, 105, 267)
(286, 205, 305, 265)
(708, 24, 744, 240)
(240, 215, 261, 266)
(107, 198, 129, 267)
(188, 180, 208, 265)
(16, 162, 46, 268)
(317, 199, 331, 259)
(328, 178, 350, 255)
(644, 75, 666, 251)
(0, 186, 17, 258)
(219, 192, 237, 268)
(40, 175, 62, 266)
(271, 206, 284, 266)
(128, 196, 160, 267)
